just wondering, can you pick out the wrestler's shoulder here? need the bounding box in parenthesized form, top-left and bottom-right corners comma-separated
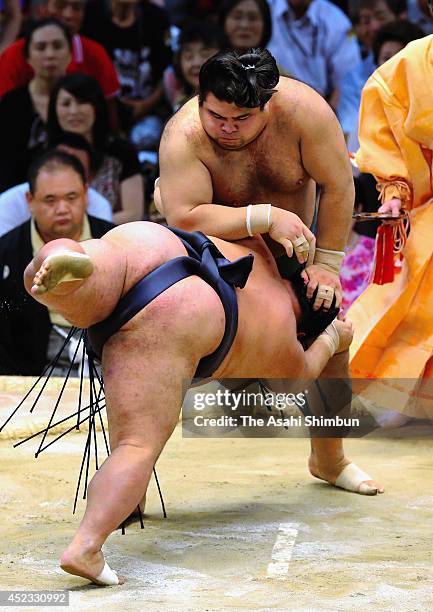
(162, 97, 203, 146)
(274, 77, 330, 114)
(274, 78, 335, 127)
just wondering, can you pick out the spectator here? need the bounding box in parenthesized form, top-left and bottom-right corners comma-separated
(350, 0, 405, 57)
(47, 73, 144, 223)
(0, 0, 22, 54)
(372, 18, 425, 61)
(171, 0, 220, 24)
(164, 20, 228, 112)
(0, 0, 120, 102)
(218, 0, 292, 76)
(407, 0, 433, 33)
(267, 0, 361, 100)
(0, 131, 113, 236)
(0, 18, 72, 192)
(82, 0, 171, 150)
(218, 0, 272, 50)
(0, 149, 114, 376)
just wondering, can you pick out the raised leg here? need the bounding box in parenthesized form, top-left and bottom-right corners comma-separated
(23, 237, 127, 329)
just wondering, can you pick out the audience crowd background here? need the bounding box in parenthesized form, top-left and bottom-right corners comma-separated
(0, 0, 432, 375)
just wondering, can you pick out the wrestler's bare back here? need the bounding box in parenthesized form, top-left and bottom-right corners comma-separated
(90, 222, 303, 379)
(103, 222, 299, 377)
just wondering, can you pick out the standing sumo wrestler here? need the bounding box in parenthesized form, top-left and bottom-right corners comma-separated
(156, 48, 380, 503)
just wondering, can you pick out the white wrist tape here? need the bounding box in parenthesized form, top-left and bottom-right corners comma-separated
(319, 320, 340, 357)
(266, 203, 272, 229)
(246, 204, 272, 236)
(246, 205, 253, 237)
(314, 247, 345, 275)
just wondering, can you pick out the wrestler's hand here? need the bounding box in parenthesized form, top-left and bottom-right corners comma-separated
(301, 265, 342, 310)
(378, 198, 401, 218)
(333, 317, 354, 353)
(268, 207, 316, 265)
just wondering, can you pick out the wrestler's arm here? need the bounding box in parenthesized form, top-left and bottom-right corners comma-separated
(300, 94, 354, 250)
(159, 120, 250, 239)
(290, 336, 336, 379)
(292, 319, 352, 379)
(289, 339, 329, 379)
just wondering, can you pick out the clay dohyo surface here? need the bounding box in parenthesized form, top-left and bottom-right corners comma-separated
(0, 377, 433, 611)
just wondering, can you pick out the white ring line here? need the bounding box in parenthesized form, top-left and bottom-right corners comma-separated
(266, 522, 300, 579)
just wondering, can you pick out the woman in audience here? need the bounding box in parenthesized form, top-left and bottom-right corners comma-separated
(82, 0, 172, 152)
(164, 20, 228, 112)
(218, 0, 290, 76)
(0, 18, 72, 192)
(218, 0, 271, 52)
(47, 73, 144, 224)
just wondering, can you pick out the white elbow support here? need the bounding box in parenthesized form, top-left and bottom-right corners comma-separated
(246, 204, 272, 236)
(313, 247, 345, 275)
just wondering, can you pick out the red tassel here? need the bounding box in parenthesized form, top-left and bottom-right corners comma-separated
(371, 224, 395, 285)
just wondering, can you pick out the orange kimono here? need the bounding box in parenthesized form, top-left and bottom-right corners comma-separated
(348, 35, 433, 416)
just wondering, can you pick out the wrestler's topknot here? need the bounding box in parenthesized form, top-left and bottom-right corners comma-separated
(198, 48, 279, 110)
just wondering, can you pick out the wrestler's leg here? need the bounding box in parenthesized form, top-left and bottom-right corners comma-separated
(60, 277, 225, 584)
(309, 350, 384, 494)
(23, 237, 127, 329)
(60, 331, 196, 583)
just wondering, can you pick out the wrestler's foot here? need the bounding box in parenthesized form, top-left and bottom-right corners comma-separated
(308, 454, 384, 495)
(60, 543, 124, 586)
(32, 251, 93, 295)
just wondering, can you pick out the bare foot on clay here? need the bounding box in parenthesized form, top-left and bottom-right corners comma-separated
(60, 545, 124, 586)
(32, 251, 93, 295)
(309, 454, 384, 495)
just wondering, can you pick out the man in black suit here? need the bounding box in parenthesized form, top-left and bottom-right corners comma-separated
(0, 150, 114, 375)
